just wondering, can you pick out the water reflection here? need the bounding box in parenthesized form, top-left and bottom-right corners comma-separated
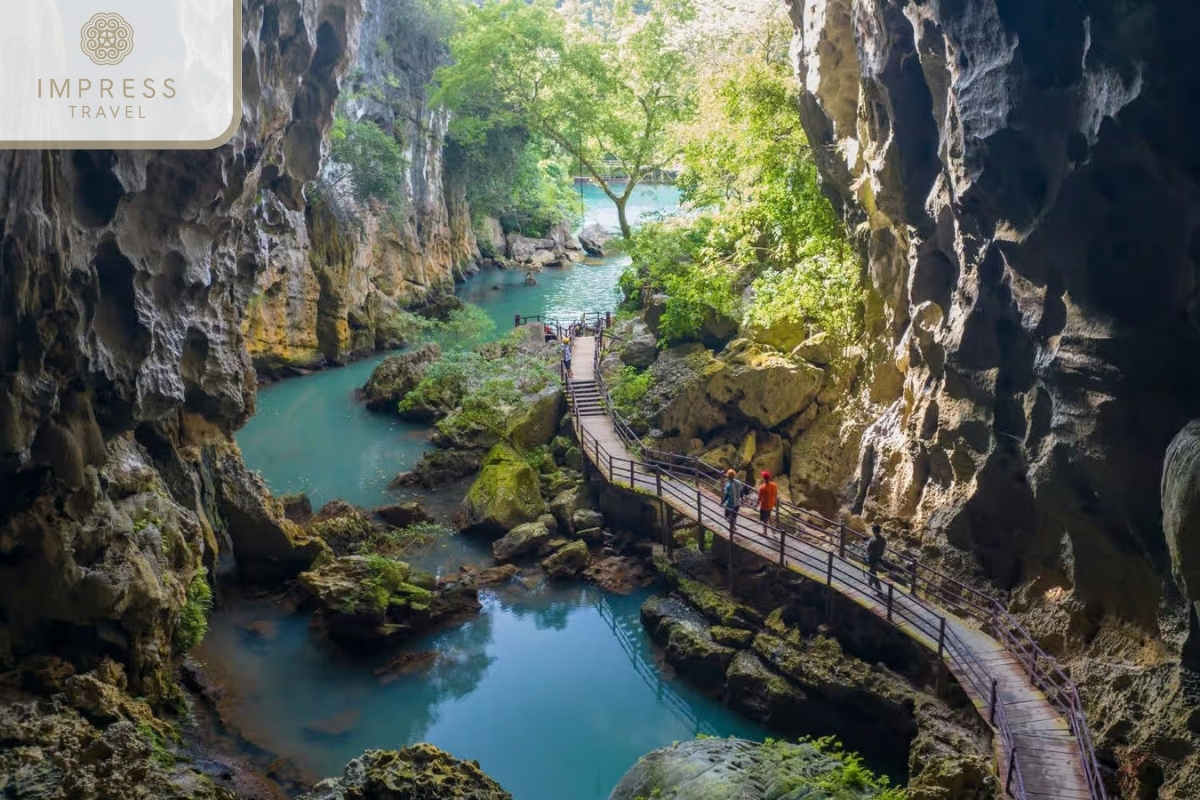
(198, 584, 768, 800)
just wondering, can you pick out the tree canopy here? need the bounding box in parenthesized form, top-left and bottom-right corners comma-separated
(434, 0, 698, 238)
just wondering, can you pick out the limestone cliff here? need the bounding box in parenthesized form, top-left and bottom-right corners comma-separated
(788, 0, 1199, 795)
(243, 0, 479, 375)
(0, 0, 361, 702)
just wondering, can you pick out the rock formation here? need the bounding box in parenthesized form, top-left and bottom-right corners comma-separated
(301, 744, 512, 800)
(789, 0, 1200, 794)
(242, 0, 481, 376)
(0, 0, 363, 723)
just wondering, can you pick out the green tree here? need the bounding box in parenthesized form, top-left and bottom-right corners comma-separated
(326, 115, 408, 211)
(434, 0, 697, 239)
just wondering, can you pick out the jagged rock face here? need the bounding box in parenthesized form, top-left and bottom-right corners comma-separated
(0, 0, 363, 693)
(791, 0, 1200, 794)
(243, 0, 479, 374)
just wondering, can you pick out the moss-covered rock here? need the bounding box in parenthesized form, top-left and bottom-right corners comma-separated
(609, 738, 900, 800)
(541, 540, 590, 579)
(461, 445, 546, 535)
(361, 343, 442, 413)
(711, 626, 755, 649)
(297, 555, 480, 650)
(301, 744, 511, 800)
(308, 500, 380, 556)
(641, 596, 736, 690)
(492, 522, 552, 563)
(571, 508, 604, 532)
(653, 556, 762, 629)
(506, 386, 565, 449)
(724, 650, 805, 728)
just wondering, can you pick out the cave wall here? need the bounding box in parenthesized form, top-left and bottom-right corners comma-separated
(0, 0, 361, 697)
(242, 0, 479, 375)
(788, 0, 1200, 795)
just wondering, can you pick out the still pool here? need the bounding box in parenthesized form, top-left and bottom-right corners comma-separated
(196, 585, 769, 800)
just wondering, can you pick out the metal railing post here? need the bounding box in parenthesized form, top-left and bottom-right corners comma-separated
(838, 526, 847, 558)
(778, 530, 785, 565)
(989, 679, 998, 725)
(887, 583, 894, 622)
(655, 465, 662, 497)
(1006, 749, 1017, 793)
(910, 557, 919, 595)
(937, 616, 946, 659)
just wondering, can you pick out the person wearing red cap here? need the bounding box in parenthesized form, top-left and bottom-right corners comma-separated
(757, 470, 778, 524)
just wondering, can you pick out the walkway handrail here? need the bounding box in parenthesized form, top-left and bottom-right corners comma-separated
(551, 316, 1107, 800)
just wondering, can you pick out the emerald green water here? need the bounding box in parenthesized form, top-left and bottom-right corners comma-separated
(219, 186, 891, 798)
(237, 181, 681, 511)
(197, 586, 770, 799)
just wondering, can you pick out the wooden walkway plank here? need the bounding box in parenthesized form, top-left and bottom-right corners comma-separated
(562, 334, 1100, 799)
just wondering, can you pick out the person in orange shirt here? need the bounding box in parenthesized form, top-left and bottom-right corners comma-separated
(757, 471, 778, 524)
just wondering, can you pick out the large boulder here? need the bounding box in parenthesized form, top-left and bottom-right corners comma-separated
(608, 738, 890, 800)
(300, 745, 511, 800)
(360, 343, 442, 413)
(296, 556, 479, 650)
(506, 234, 557, 262)
(704, 340, 824, 429)
(578, 223, 612, 257)
(461, 444, 547, 535)
(550, 485, 590, 532)
(548, 221, 583, 252)
(620, 335, 659, 370)
(374, 501, 433, 529)
(492, 522, 552, 563)
(506, 386, 565, 449)
(541, 540, 590, 579)
(724, 651, 804, 729)
(393, 448, 484, 489)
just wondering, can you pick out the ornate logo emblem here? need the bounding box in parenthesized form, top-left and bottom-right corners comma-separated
(80, 13, 134, 66)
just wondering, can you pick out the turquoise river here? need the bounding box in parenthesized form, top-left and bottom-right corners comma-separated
(208, 183, 887, 799)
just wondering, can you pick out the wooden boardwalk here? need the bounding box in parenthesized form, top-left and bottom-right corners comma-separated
(566, 334, 1095, 800)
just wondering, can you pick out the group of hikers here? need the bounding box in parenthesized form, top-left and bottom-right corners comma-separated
(721, 469, 890, 594)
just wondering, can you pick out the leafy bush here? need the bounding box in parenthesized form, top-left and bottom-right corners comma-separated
(609, 366, 654, 419)
(745, 255, 864, 355)
(327, 115, 408, 211)
(174, 569, 213, 653)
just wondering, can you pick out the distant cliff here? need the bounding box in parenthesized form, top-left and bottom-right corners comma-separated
(243, 0, 479, 376)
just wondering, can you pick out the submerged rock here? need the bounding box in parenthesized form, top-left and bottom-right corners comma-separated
(641, 596, 736, 690)
(609, 738, 893, 800)
(301, 744, 511, 800)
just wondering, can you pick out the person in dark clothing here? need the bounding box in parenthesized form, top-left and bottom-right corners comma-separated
(722, 469, 740, 530)
(867, 523, 886, 592)
(562, 337, 573, 379)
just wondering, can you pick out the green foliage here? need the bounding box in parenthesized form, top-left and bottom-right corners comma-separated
(618, 11, 861, 351)
(403, 332, 557, 433)
(137, 722, 177, 769)
(431, 304, 496, 350)
(174, 569, 213, 654)
(609, 365, 653, 419)
(746, 257, 863, 357)
(355, 522, 454, 559)
(328, 115, 408, 211)
(434, 0, 697, 237)
(625, 217, 739, 343)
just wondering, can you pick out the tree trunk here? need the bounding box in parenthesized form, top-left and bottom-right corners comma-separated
(615, 195, 631, 239)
